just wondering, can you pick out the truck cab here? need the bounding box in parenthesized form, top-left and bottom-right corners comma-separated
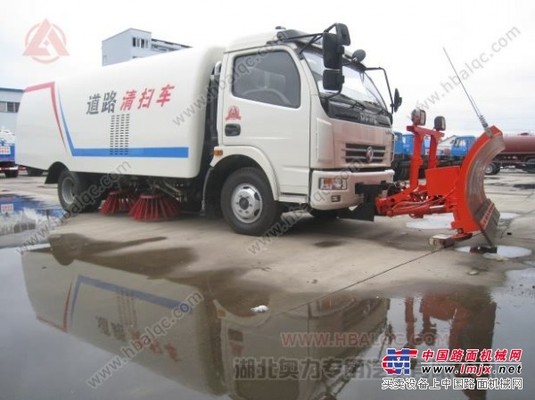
(450, 135, 476, 159)
(210, 25, 401, 234)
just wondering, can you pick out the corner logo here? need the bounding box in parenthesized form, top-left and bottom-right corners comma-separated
(225, 106, 242, 121)
(382, 348, 418, 375)
(23, 19, 69, 64)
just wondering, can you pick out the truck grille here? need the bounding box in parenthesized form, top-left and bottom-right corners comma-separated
(109, 114, 130, 156)
(343, 143, 385, 164)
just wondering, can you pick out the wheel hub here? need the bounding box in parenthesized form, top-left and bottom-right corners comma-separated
(231, 184, 263, 224)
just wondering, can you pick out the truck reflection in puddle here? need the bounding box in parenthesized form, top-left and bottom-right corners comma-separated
(0, 194, 63, 243)
(21, 234, 501, 400)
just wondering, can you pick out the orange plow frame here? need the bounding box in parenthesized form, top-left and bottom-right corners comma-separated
(376, 124, 505, 247)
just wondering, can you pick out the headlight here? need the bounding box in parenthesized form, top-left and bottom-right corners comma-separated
(319, 177, 347, 190)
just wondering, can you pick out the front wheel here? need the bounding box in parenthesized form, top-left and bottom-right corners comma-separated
(221, 168, 281, 236)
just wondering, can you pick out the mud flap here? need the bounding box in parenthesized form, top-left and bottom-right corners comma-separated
(451, 126, 505, 247)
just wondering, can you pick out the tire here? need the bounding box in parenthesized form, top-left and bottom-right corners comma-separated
(26, 167, 44, 177)
(4, 170, 18, 178)
(221, 167, 281, 236)
(309, 209, 339, 219)
(484, 163, 499, 175)
(58, 169, 101, 213)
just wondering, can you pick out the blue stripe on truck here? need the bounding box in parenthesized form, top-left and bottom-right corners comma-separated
(69, 146, 189, 158)
(58, 92, 189, 158)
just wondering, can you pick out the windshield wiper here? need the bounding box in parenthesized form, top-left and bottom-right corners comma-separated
(326, 93, 380, 112)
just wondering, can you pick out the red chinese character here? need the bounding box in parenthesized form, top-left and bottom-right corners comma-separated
(156, 84, 175, 107)
(149, 338, 163, 354)
(449, 349, 464, 362)
(138, 88, 155, 109)
(436, 349, 450, 362)
(464, 349, 479, 362)
(494, 348, 508, 362)
(480, 349, 492, 362)
(130, 330, 144, 349)
(120, 89, 137, 111)
(509, 349, 523, 361)
(164, 343, 180, 363)
(421, 348, 435, 362)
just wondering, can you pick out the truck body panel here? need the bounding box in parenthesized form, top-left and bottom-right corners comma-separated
(17, 47, 225, 178)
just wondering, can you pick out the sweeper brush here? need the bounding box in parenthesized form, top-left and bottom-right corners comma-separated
(100, 190, 137, 214)
(376, 111, 505, 248)
(129, 193, 181, 221)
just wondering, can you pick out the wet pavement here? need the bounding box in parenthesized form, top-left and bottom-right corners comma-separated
(0, 172, 534, 399)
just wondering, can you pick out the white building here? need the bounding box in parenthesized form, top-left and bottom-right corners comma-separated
(0, 87, 23, 133)
(102, 28, 189, 66)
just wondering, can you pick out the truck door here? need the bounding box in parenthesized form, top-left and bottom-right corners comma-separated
(220, 49, 311, 197)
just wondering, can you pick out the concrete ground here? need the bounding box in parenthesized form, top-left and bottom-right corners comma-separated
(1, 169, 534, 399)
(2, 170, 534, 301)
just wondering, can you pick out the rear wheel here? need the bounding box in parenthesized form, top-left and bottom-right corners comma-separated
(4, 170, 18, 178)
(484, 163, 499, 175)
(221, 168, 281, 236)
(58, 170, 101, 213)
(525, 158, 535, 173)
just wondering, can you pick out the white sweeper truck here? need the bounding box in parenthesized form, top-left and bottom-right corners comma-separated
(16, 23, 504, 246)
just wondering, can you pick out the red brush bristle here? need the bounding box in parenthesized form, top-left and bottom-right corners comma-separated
(100, 190, 137, 214)
(129, 193, 181, 221)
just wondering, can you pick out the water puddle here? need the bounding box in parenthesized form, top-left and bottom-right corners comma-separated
(499, 212, 521, 220)
(456, 245, 533, 260)
(406, 212, 520, 230)
(405, 214, 454, 230)
(1, 239, 534, 400)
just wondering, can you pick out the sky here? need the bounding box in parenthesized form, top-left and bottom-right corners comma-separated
(1, 0, 534, 134)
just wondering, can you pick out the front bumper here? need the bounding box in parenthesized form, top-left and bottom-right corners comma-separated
(310, 169, 394, 210)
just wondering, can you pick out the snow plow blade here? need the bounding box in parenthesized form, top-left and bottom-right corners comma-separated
(376, 123, 505, 247)
(450, 126, 505, 247)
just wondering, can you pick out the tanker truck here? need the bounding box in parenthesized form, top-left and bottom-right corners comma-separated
(16, 23, 505, 245)
(485, 133, 535, 174)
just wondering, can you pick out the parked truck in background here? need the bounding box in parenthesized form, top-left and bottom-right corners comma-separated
(443, 133, 535, 175)
(485, 133, 535, 174)
(394, 133, 535, 177)
(16, 23, 402, 235)
(391, 131, 429, 180)
(0, 128, 19, 178)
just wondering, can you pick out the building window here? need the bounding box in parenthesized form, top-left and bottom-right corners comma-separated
(0, 102, 19, 113)
(132, 37, 148, 48)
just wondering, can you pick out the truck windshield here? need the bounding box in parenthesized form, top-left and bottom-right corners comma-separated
(302, 49, 387, 111)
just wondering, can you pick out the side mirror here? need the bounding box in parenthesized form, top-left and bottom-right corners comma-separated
(393, 88, 402, 112)
(411, 108, 426, 126)
(434, 116, 446, 131)
(322, 33, 343, 69)
(334, 23, 351, 46)
(323, 69, 345, 91)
